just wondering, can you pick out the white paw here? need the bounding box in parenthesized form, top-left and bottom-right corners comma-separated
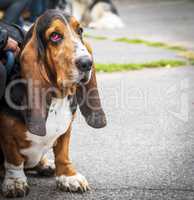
(56, 173, 89, 192)
(2, 177, 29, 198)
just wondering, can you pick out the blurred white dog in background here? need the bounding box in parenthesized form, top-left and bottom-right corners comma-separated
(58, 0, 125, 29)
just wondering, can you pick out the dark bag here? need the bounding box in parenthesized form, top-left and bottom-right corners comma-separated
(0, 21, 26, 74)
(0, 21, 25, 46)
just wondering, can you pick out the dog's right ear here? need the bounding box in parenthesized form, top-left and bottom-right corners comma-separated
(35, 18, 47, 61)
(20, 20, 50, 136)
(22, 17, 46, 62)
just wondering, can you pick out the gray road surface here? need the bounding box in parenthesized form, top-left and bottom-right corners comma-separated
(1, 66, 194, 200)
(88, 0, 194, 49)
(89, 39, 186, 64)
(1, 0, 194, 199)
(87, 0, 194, 64)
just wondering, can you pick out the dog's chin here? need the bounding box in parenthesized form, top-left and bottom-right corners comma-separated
(78, 70, 92, 85)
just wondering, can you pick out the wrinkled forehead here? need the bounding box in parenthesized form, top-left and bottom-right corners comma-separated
(45, 17, 79, 39)
(37, 10, 80, 39)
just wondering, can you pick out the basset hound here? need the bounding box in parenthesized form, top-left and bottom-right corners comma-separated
(0, 10, 106, 198)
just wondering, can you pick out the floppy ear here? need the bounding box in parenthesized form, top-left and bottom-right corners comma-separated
(76, 41, 107, 128)
(20, 21, 50, 136)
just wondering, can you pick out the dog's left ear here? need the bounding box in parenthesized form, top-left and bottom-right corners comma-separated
(76, 41, 107, 128)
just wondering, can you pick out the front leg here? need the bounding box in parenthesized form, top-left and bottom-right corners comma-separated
(26, 154, 55, 177)
(0, 139, 29, 198)
(2, 162, 29, 198)
(53, 126, 89, 192)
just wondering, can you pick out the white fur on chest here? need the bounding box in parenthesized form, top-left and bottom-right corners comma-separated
(21, 97, 73, 168)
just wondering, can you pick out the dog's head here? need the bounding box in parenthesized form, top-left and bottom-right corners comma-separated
(20, 10, 106, 136)
(27, 10, 93, 89)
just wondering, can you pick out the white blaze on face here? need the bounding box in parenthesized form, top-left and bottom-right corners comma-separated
(62, 17, 91, 60)
(74, 38, 93, 84)
(65, 23, 92, 82)
(74, 38, 91, 59)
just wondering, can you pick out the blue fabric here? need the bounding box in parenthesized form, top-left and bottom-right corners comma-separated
(0, 0, 30, 25)
(0, 62, 7, 99)
(29, 0, 46, 22)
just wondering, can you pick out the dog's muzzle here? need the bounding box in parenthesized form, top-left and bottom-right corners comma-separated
(75, 56, 93, 84)
(75, 56, 92, 72)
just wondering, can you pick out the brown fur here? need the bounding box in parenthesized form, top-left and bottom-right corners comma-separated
(0, 114, 30, 167)
(0, 10, 106, 197)
(54, 125, 77, 177)
(0, 13, 80, 171)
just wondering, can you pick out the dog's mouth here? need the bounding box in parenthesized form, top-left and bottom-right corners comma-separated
(78, 70, 92, 84)
(58, 69, 91, 89)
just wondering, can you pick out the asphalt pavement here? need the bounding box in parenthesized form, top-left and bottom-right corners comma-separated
(88, 0, 194, 50)
(3, 66, 194, 200)
(1, 0, 194, 199)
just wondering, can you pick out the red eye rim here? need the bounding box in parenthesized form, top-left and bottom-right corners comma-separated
(49, 32, 63, 43)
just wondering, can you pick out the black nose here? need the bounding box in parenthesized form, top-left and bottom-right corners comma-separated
(75, 56, 93, 72)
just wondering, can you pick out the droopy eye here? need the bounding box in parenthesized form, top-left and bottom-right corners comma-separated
(77, 27, 83, 36)
(49, 32, 63, 44)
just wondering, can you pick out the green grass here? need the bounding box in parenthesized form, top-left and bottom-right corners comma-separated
(179, 51, 194, 65)
(96, 60, 186, 72)
(84, 33, 108, 40)
(84, 34, 187, 52)
(84, 33, 191, 71)
(113, 37, 187, 51)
